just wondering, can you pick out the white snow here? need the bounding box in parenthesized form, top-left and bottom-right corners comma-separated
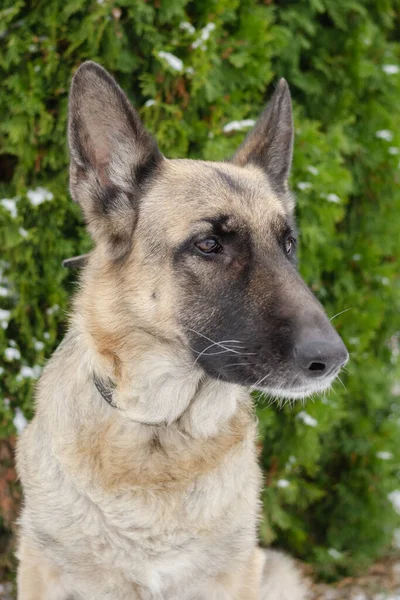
(46, 304, 59, 316)
(307, 166, 319, 176)
(13, 407, 28, 434)
(144, 99, 156, 107)
(0, 309, 11, 329)
(180, 21, 195, 34)
(393, 528, 400, 549)
(297, 182, 312, 191)
(328, 548, 343, 560)
(158, 51, 183, 72)
(376, 451, 393, 460)
(192, 22, 216, 50)
(16, 365, 42, 381)
(388, 490, 400, 514)
(27, 187, 53, 206)
(277, 479, 290, 488)
(326, 193, 340, 203)
(34, 340, 45, 351)
(376, 129, 393, 142)
(222, 119, 256, 133)
(352, 593, 367, 600)
(5, 347, 20, 361)
(0, 262, 9, 283)
(297, 411, 318, 427)
(382, 64, 400, 75)
(1, 198, 18, 218)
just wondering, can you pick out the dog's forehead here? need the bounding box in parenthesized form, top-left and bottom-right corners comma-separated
(142, 159, 287, 243)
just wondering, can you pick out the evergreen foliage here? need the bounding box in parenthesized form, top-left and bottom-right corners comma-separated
(1, 0, 399, 579)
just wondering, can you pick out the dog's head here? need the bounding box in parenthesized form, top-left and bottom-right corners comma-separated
(68, 62, 348, 400)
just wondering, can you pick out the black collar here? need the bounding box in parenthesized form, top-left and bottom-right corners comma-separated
(93, 375, 165, 427)
(93, 375, 117, 409)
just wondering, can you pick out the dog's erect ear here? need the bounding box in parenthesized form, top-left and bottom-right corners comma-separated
(68, 61, 163, 259)
(232, 79, 293, 194)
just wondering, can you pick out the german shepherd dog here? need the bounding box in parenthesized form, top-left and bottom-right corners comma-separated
(16, 62, 348, 599)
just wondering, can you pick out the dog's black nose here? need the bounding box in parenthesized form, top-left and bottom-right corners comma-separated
(294, 332, 348, 378)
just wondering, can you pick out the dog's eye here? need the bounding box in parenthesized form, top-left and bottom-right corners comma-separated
(285, 236, 296, 255)
(195, 238, 222, 255)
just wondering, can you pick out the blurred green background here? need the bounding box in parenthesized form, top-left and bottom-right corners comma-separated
(0, 0, 400, 586)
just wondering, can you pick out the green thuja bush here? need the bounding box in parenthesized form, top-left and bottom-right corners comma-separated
(0, 0, 399, 581)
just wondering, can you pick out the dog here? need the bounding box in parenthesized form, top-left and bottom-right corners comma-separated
(16, 61, 348, 599)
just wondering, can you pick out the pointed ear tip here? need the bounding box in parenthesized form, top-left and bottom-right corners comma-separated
(75, 60, 104, 74)
(71, 61, 108, 88)
(277, 78, 290, 92)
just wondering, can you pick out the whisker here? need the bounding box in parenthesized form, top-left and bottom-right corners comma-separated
(250, 372, 272, 390)
(188, 329, 246, 356)
(223, 362, 258, 369)
(330, 307, 353, 321)
(190, 346, 238, 357)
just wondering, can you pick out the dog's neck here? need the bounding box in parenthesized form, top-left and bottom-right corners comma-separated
(66, 312, 248, 441)
(97, 342, 243, 438)
(56, 260, 251, 441)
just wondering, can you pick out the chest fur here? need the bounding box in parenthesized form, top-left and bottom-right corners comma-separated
(19, 410, 261, 596)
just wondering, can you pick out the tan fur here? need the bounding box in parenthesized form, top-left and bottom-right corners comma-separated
(16, 64, 312, 599)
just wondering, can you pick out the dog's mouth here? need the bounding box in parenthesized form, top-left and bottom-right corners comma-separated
(190, 339, 348, 401)
(187, 324, 348, 401)
(252, 368, 342, 400)
(213, 361, 344, 400)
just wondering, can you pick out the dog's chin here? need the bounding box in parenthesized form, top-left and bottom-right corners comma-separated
(200, 360, 340, 401)
(256, 374, 337, 400)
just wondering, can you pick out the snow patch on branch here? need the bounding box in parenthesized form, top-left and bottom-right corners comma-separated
(388, 490, 400, 514)
(1, 198, 18, 218)
(16, 365, 42, 381)
(277, 479, 290, 488)
(0, 309, 11, 329)
(4, 347, 20, 361)
(192, 22, 216, 50)
(382, 64, 399, 75)
(13, 408, 28, 434)
(27, 187, 53, 206)
(376, 451, 393, 460)
(158, 51, 183, 72)
(180, 21, 195, 35)
(223, 119, 255, 133)
(297, 411, 318, 427)
(376, 129, 393, 142)
(307, 165, 319, 176)
(297, 182, 312, 191)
